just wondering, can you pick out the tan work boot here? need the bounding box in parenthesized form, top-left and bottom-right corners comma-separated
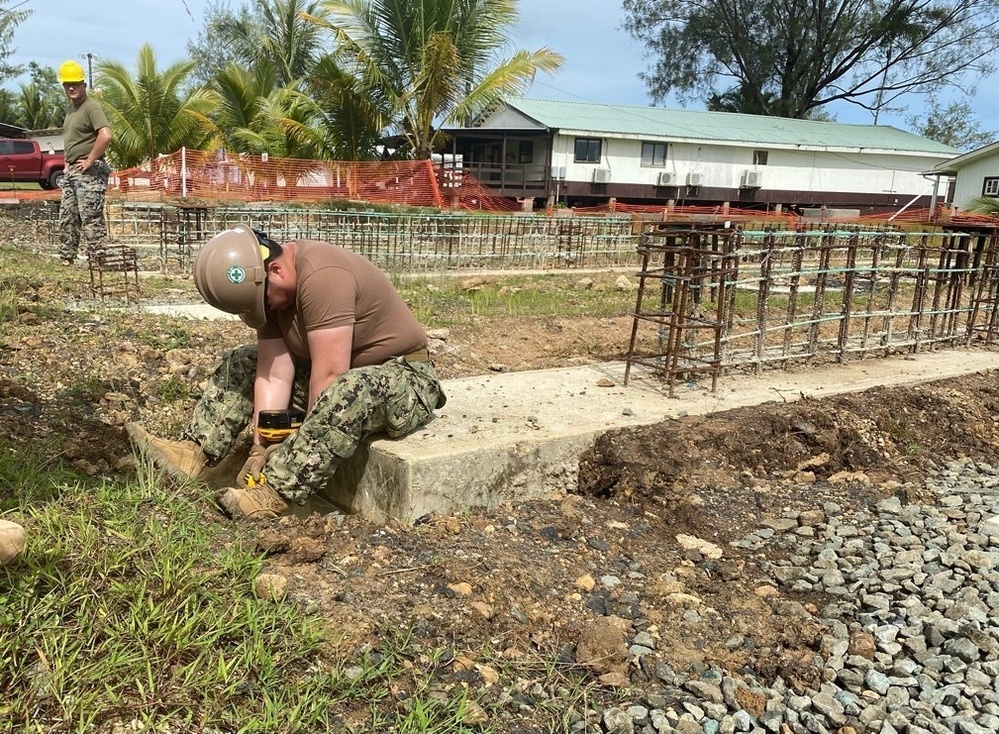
(217, 484, 289, 520)
(126, 422, 209, 480)
(0, 520, 26, 566)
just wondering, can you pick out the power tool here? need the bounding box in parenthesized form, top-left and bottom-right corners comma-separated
(245, 409, 305, 487)
(257, 409, 305, 443)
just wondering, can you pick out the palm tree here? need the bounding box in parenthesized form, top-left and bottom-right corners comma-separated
(964, 196, 999, 217)
(96, 45, 217, 169)
(188, 0, 376, 160)
(213, 63, 322, 158)
(310, 0, 563, 159)
(305, 54, 388, 160)
(188, 0, 329, 90)
(16, 82, 63, 130)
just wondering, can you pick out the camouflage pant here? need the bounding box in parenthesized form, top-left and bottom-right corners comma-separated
(184, 344, 446, 503)
(59, 161, 110, 261)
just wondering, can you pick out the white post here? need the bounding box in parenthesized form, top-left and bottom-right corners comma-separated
(181, 147, 187, 198)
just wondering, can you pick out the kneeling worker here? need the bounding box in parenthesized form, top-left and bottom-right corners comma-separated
(128, 225, 446, 519)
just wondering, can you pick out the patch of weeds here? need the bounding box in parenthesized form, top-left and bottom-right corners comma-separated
(882, 417, 919, 445)
(0, 447, 80, 508)
(0, 453, 502, 733)
(54, 374, 108, 403)
(158, 375, 191, 403)
(138, 322, 194, 351)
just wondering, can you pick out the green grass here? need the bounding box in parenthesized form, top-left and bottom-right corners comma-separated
(0, 451, 503, 733)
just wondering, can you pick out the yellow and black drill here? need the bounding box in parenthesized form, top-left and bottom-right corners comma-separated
(257, 408, 305, 444)
(244, 409, 304, 487)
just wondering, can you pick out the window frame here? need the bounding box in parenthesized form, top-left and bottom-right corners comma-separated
(574, 137, 602, 164)
(983, 177, 999, 197)
(753, 150, 769, 166)
(640, 141, 668, 167)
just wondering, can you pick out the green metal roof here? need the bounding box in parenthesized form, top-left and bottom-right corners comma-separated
(501, 98, 960, 156)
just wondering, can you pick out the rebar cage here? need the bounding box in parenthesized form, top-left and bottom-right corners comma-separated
(625, 224, 999, 395)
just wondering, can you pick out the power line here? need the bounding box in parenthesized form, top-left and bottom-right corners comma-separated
(0, 0, 31, 19)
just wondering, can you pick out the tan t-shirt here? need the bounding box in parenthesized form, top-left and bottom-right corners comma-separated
(257, 240, 427, 367)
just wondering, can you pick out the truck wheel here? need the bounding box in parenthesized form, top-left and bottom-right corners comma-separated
(48, 169, 65, 189)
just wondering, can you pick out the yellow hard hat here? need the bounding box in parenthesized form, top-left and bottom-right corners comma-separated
(57, 60, 86, 84)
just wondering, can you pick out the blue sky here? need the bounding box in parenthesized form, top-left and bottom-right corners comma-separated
(9, 0, 998, 137)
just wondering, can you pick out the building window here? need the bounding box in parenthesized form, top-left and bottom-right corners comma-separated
(984, 178, 999, 197)
(518, 140, 534, 164)
(641, 142, 668, 167)
(574, 137, 602, 163)
(753, 150, 769, 166)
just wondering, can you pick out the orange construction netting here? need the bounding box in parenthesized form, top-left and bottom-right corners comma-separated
(106, 149, 521, 212)
(9, 149, 521, 212)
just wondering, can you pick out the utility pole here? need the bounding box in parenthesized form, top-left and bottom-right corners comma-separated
(83, 52, 95, 88)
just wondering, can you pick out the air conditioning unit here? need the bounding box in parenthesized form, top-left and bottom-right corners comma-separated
(657, 171, 680, 186)
(742, 169, 763, 188)
(550, 165, 566, 180)
(592, 168, 611, 184)
(686, 171, 703, 187)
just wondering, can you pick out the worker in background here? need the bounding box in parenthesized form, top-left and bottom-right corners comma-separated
(0, 519, 25, 566)
(127, 225, 447, 520)
(57, 59, 112, 264)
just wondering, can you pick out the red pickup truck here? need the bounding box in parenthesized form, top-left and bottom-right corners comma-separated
(0, 139, 65, 189)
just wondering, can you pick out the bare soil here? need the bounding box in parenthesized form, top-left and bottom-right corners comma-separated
(4, 272, 999, 729)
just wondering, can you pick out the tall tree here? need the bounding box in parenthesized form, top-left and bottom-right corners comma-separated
(186, 0, 374, 160)
(95, 45, 218, 168)
(186, 0, 258, 89)
(907, 97, 996, 151)
(15, 63, 63, 130)
(622, 0, 999, 120)
(0, 0, 29, 85)
(186, 0, 328, 89)
(310, 0, 563, 158)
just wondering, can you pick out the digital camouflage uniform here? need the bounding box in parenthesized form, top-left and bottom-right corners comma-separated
(184, 344, 445, 504)
(59, 161, 110, 260)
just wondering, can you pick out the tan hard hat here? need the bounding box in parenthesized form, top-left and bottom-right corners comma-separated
(193, 224, 269, 328)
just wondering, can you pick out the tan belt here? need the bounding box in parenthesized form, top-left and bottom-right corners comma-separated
(402, 347, 430, 362)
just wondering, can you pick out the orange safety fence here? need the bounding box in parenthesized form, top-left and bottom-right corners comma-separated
(8, 149, 522, 212)
(106, 149, 521, 212)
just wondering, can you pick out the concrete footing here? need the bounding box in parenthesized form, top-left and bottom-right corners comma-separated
(312, 349, 998, 523)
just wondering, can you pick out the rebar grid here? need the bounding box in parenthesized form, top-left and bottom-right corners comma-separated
(98, 202, 641, 272)
(625, 225, 999, 394)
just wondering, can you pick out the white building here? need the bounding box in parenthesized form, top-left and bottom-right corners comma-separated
(930, 141, 999, 212)
(443, 98, 961, 213)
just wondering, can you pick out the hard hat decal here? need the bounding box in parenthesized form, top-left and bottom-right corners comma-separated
(227, 265, 246, 284)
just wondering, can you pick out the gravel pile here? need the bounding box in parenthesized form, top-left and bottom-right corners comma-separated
(589, 457, 999, 734)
